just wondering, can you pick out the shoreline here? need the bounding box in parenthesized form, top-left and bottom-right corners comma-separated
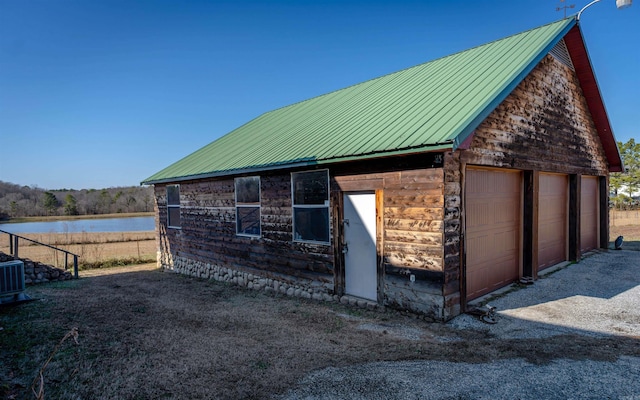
(2, 212, 154, 224)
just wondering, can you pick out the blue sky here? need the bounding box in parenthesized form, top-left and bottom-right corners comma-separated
(1, 0, 638, 190)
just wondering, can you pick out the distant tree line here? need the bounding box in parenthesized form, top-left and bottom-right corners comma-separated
(610, 138, 640, 210)
(0, 181, 154, 220)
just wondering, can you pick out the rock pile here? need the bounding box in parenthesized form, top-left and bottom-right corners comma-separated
(0, 252, 73, 284)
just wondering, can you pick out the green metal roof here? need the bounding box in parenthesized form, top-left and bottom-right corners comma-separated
(143, 18, 575, 185)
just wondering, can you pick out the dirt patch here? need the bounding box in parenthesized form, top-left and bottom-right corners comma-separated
(1, 267, 639, 399)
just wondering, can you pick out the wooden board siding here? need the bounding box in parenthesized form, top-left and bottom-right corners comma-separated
(334, 166, 447, 318)
(156, 161, 447, 317)
(334, 168, 445, 272)
(155, 174, 334, 287)
(460, 55, 609, 176)
(442, 152, 462, 315)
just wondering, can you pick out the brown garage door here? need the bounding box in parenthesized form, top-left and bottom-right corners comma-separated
(466, 168, 521, 300)
(580, 176, 599, 253)
(538, 173, 567, 270)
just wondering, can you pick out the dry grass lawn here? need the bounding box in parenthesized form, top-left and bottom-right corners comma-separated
(0, 231, 156, 268)
(2, 263, 639, 399)
(1, 220, 639, 398)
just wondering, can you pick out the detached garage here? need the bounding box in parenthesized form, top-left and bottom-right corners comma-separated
(143, 17, 622, 321)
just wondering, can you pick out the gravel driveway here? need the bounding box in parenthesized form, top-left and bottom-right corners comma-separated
(282, 250, 640, 399)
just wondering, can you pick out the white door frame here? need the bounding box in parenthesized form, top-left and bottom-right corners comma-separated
(343, 191, 378, 301)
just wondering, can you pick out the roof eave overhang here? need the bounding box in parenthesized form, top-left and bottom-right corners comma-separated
(140, 142, 454, 185)
(565, 23, 624, 172)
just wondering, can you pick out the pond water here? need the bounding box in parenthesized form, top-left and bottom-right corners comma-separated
(0, 216, 155, 234)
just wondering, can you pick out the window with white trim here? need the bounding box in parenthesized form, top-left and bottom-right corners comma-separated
(235, 176, 261, 237)
(167, 185, 181, 229)
(292, 170, 330, 243)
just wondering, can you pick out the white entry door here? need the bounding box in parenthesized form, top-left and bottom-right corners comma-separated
(343, 192, 377, 301)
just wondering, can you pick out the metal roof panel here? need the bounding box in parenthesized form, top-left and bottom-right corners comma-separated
(143, 19, 578, 184)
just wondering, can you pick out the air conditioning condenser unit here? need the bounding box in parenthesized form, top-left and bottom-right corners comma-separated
(0, 260, 31, 304)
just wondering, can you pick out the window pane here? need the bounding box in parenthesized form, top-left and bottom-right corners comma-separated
(235, 177, 260, 204)
(237, 207, 260, 236)
(292, 170, 328, 205)
(293, 207, 329, 243)
(168, 206, 181, 228)
(167, 185, 180, 206)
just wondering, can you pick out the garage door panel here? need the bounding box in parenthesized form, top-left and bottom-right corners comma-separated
(496, 229, 518, 254)
(538, 173, 568, 270)
(496, 198, 518, 220)
(467, 228, 517, 264)
(466, 233, 492, 294)
(467, 203, 491, 226)
(466, 168, 521, 300)
(466, 240, 517, 296)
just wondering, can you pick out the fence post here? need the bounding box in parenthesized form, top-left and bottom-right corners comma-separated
(73, 255, 78, 279)
(9, 233, 13, 255)
(13, 235, 19, 258)
(64, 253, 69, 271)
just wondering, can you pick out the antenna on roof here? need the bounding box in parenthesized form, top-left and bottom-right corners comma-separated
(557, 0, 576, 19)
